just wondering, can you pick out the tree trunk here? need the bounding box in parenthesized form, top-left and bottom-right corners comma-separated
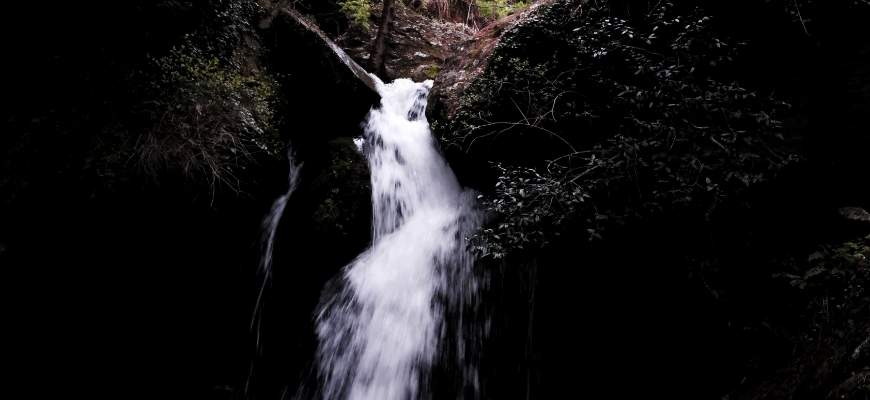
(371, 0, 394, 79)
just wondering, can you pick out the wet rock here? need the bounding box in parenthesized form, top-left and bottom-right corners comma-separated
(259, 6, 380, 149)
(308, 137, 373, 246)
(839, 207, 870, 223)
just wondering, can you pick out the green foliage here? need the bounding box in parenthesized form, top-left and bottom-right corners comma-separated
(448, 1, 801, 259)
(339, 0, 373, 30)
(424, 64, 441, 79)
(476, 0, 528, 19)
(151, 42, 280, 139)
(777, 237, 870, 298)
(129, 41, 282, 192)
(770, 235, 870, 377)
(122, 0, 283, 195)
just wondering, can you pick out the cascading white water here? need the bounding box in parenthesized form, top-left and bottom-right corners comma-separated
(252, 151, 301, 348)
(314, 78, 482, 400)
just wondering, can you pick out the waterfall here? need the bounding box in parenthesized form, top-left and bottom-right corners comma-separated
(314, 78, 482, 400)
(252, 150, 302, 350)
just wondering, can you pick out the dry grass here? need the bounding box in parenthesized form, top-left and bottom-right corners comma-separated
(121, 44, 282, 198)
(131, 104, 255, 195)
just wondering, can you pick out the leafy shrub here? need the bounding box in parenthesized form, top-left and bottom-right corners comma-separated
(476, 0, 528, 19)
(114, 0, 283, 195)
(766, 235, 870, 396)
(777, 237, 870, 303)
(444, 1, 801, 258)
(127, 42, 281, 193)
(422, 0, 527, 25)
(338, 0, 373, 30)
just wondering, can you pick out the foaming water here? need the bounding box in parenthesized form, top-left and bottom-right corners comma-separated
(314, 78, 482, 400)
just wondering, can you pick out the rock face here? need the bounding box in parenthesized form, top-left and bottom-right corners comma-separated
(251, 137, 373, 400)
(259, 7, 380, 150)
(255, 4, 378, 271)
(262, 8, 379, 93)
(233, 6, 382, 399)
(335, 1, 474, 81)
(429, 0, 553, 120)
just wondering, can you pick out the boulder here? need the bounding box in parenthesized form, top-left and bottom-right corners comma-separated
(259, 7, 380, 152)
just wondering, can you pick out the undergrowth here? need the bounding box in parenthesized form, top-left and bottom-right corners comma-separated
(423, 0, 529, 25)
(443, 1, 802, 258)
(111, 0, 283, 196)
(338, 0, 373, 30)
(475, 0, 528, 19)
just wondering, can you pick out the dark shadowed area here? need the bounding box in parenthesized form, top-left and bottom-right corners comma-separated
(3, 0, 868, 399)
